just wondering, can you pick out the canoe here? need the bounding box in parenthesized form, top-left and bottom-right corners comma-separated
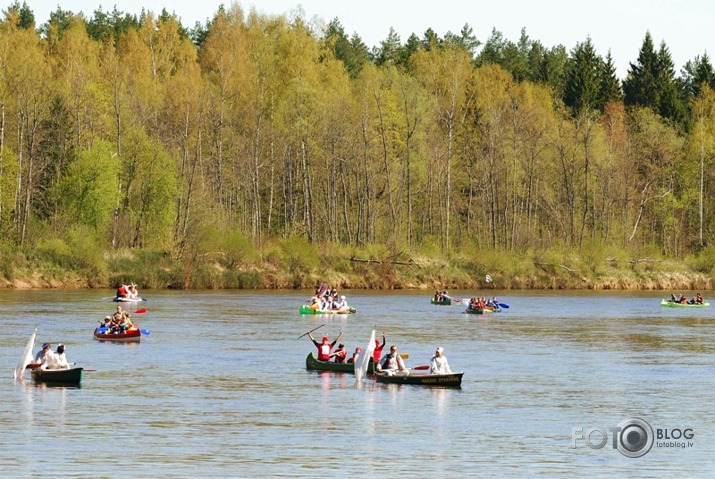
(305, 353, 376, 373)
(431, 299, 452, 306)
(465, 307, 485, 314)
(113, 296, 144, 302)
(374, 371, 463, 388)
(299, 305, 356, 315)
(93, 327, 142, 342)
(660, 300, 710, 308)
(31, 367, 83, 385)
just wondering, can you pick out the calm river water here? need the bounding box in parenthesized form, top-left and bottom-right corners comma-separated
(2, 289, 715, 478)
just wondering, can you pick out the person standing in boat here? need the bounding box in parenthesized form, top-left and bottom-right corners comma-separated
(33, 343, 52, 366)
(372, 331, 386, 362)
(379, 345, 407, 372)
(42, 344, 70, 370)
(308, 331, 343, 361)
(430, 347, 452, 374)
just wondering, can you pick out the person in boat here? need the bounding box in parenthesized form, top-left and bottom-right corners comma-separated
(118, 313, 134, 333)
(696, 293, 704, 304)
(378, 345, 407, 372)
(680, 294, 688, 304)
(99, 316, 112, 332)
(331, 343, 347, 363)
(347, 346, 362, 364)
(116, 284, 128, 298)
(127, 283, 139, 299)
(33, 342, 52, 366)
(430, 346, 452, 374)
(372, 331, 386, 362)
(308, 331, 344, 361)
(42, 344, 70, 370)
(334, 295, 349, 311)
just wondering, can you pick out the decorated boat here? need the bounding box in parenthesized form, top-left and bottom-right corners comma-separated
(299, 305, 356, 315)
(31, 367, 83, 385)
(93, 326, 142, 342)
(431, 298, 452, 306)
(660, 300, 710, 308)
(374, 371, 463, 387)
(305, 353, 376, 373)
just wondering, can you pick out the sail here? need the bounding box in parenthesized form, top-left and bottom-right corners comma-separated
(354, 330, 376, 382)
(14, 328, 36, 379)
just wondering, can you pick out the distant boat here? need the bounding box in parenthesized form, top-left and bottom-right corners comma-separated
(113, 296, 145, 303)
(431, 298, 452, 306)
(299, 305, 355, 315)
(660, 299, 710, 308)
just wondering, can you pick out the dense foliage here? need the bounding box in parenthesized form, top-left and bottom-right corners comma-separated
(2, 2, 715, 288)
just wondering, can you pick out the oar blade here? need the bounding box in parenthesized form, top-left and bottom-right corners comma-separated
(135, 308, 147, 314)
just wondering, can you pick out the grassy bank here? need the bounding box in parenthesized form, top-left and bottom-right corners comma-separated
(1, 238, 714, 291)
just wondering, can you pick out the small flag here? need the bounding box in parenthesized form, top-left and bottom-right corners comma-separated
(485, 274, 492, 283)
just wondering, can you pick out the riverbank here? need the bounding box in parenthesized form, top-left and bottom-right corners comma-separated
(1, 244, 713, 291)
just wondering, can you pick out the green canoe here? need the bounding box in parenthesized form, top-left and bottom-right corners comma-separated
(299, 305, 356, 315)
(374, 371, 463, 388)
(305, 353, 376, 373)
(660, 300, 710, 308)
(431, 299, 452, 306)
(31, 367, 83, 385)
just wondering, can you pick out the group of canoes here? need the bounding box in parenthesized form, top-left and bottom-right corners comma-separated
(15, 287, 149, 386)
(304, 330, 463, 388)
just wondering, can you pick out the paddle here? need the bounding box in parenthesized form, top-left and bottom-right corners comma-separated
(297, 324, 325, 339)
(135, 308, 147, 314)
(139, 328, 151, 335)
(411, 365, 430, 371)
(399, 354, 409, 360)
(498, 302, 510, 309)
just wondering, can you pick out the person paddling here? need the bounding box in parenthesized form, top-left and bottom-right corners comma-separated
(308, 331, 343, 361)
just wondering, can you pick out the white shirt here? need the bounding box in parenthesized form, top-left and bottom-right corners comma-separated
(381, 353, 406, 371)
(430, 354, 452, 374)
(43, 351, 70, 370)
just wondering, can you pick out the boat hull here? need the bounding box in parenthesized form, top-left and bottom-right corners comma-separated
(465, 308, 485, 314)
(374, 371, 463, 387)
(299, 305, 355, 315)
(305, 353, 375, 373)
(431, 299, 452, 306)
(93, 327, 142, 342)
(660, 300, 710, 308)
(113, 297, 144, 302)
(31, 367, 83, 385)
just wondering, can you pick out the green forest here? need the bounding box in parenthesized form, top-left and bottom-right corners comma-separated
(1, 2, 715, 291)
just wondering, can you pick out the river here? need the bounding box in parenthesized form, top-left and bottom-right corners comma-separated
(1, 289, 714, 477)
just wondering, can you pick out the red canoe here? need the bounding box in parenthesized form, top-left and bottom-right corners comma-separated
(93, 327, 142, 342)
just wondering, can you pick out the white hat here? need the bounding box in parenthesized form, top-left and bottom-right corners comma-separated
(436, 347, 444, 353)
(341, 295, 346, 300)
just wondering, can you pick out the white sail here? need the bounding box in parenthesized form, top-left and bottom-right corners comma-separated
(14, 328, 36, 379)
(354, 329, 376, 382)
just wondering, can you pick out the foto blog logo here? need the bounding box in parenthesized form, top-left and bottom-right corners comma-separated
(571, 417, 694, 458)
